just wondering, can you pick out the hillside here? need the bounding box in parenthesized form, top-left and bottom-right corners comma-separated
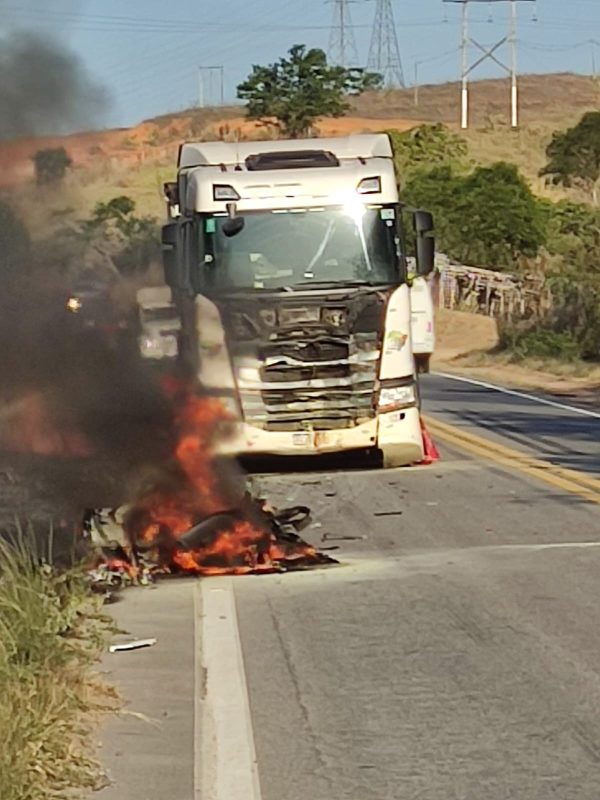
(353, 73, 600, 126)
(2, 72, 598, 220)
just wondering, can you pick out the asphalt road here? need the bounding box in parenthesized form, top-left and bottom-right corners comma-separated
(98, 375, 600, 800)
(423, 373, 600, 475)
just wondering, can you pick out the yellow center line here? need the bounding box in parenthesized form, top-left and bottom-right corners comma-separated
(423, 415, 600, 506)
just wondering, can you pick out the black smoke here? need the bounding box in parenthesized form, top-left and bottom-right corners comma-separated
(0, 3, 109, 139)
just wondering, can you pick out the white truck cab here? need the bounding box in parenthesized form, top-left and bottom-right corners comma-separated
(162, 134, 435, 466)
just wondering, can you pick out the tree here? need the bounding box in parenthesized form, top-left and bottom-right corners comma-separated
(541, 112, 600, 204)
(404, 162, 545, 269)
(387, 124, 469, 182)
(237, 44, 382, 138)
(32, 147, 73, 185)
(79, 196, 160, 276)
(542, 200, 600, 269)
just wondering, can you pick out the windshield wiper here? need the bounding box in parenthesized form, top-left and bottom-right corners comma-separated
(289, 280, 386, 289)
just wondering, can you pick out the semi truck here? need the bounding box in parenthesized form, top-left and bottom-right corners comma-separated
(161, 133, 435, 467)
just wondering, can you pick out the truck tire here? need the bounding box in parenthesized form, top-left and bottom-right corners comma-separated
(415, 353, 431, 375)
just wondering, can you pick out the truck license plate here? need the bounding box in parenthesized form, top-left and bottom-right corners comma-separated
(292, 433, 310, 447)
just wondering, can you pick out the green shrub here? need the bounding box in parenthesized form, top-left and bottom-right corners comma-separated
(404, 162, 546, 269)
(499, 324, 582, 362)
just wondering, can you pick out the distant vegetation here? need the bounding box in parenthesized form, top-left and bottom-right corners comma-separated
(32, 147, 72, 185)
(541, 111, 600, 205)
(392, 122, 600, 362)
(78, 196, 160, 277)
(2, 194, 159, 285)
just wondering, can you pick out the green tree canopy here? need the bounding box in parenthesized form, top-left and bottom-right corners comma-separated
(404, 162, 545, 269)
(32, 147, 72, 185)
(542, 199, 600, 269)
(387, 124, 469, 182)
(541, 111, 600, 204)
(237, 44, 382, 138)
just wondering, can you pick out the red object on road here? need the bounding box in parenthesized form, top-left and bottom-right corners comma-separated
(419, 418, 441, 465)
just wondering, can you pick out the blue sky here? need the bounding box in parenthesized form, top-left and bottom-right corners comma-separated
(4, 0, 600, 128)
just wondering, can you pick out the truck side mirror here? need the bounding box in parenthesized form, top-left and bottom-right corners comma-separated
(222, 202, 245, 238)
(162, 220, 194, 293)
(413, 210, 435, 277)
(222, 217, 245, 238)
(163, 182, 180, 218)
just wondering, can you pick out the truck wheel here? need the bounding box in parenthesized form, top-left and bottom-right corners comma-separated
(415, 354, 431, 375)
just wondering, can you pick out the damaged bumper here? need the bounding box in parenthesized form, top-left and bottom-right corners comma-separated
(218, 406, 424, 466)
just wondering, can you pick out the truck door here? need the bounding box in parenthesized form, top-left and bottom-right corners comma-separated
(410, 276, 435, 373)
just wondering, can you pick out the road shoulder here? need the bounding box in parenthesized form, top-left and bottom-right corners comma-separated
(96, 580, 196, 800)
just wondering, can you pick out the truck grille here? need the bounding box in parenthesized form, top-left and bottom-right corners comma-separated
(235, 334, 380, 431)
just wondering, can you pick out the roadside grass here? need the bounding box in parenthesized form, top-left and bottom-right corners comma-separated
(0, 528, 114, 800)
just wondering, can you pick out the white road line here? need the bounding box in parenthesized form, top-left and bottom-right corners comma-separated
(433, 371, 600, 419)
(193, 581, 203, 800)
(496, 541, 600, 552)
(196, 578, 262, 800)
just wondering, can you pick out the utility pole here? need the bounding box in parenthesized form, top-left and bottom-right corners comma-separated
(328, 0, 359, 67)
(443, 0, 536, 129)
(509, 0, 518, 129)
(367, 0, 405, 87)
(197, 66, 224, 107)
(461, 0, 469, 129)
(414, 62, 419, 106)
(591, 39, 599, 82)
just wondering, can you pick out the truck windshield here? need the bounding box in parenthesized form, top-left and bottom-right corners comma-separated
(202, 205, 401, 290)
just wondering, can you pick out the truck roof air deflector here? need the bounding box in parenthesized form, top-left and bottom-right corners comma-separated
(245, 150, 340, 171)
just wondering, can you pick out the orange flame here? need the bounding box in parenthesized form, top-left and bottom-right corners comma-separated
(126, 388, 328, 577)
(1, 393, 91, 456)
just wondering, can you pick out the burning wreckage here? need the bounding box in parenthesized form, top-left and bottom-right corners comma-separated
(85, 388, 337, 593)
(85, 496, 336, 589)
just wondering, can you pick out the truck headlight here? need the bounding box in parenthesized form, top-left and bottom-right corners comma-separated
(161, 334, 178, 358)
(378, 383, 417, 412)
(140, 336, 162, 358)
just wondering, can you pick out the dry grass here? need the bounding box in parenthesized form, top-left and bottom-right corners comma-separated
(0, 529, 114, 800)
(352, 73, 600, 128)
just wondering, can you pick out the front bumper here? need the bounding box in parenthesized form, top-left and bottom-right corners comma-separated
(217, 406, 425, 466)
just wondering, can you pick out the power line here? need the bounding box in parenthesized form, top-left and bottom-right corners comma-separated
(413, 47, 461, 106)
(367, 0, 405, 87)
(328, 0, 360, 67)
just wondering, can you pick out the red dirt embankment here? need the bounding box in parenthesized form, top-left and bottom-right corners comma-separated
(0, 114, 420, 190)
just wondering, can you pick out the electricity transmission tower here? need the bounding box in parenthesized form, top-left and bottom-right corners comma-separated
(197, 65, 224, 108)
(367, 0, 405, 87)
(328, 0, 359, 67)
(443, 0, 536, 129)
